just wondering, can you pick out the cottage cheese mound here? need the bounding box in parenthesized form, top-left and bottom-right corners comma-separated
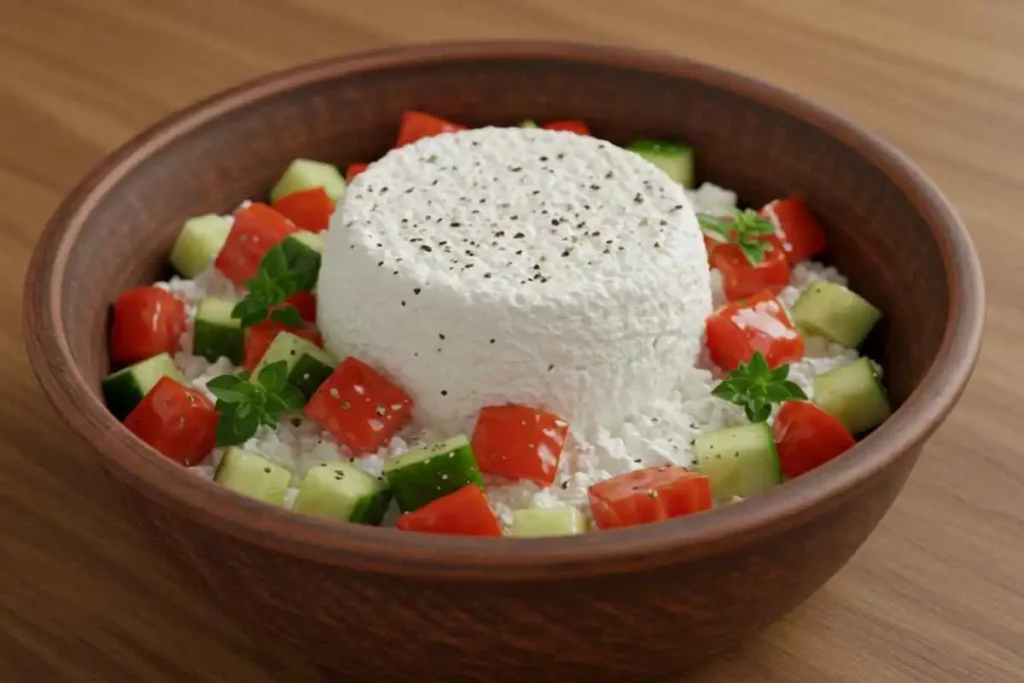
(318, 127, 712, 436)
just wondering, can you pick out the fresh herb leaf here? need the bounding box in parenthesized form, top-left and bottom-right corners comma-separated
(269, 305, 303, 327)
(712, 351, 808, 422)
(209, 362, 306, 447)
(698, 208, 778, 266)
(229, 243, 319, 328)
(256, 361, 288, 394)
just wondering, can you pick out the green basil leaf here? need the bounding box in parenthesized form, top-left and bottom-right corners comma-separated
(780, 380, 808, 401)
(205, 375, 248, 403)
(747, 351, 770, 378)
(269, 305, 304, 328)
(771, 364, 790, 380)
(279, 385, 307, 412)
(256, 361, 288, 394)
(260, 245, 289, 280)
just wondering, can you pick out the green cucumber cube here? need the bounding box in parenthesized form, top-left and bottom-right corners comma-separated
(626, 139, 695, 188)
(790, 282, 882, 348)
(383, 435, 485, 512)
(254, 331, 335, 400)
(693, 422, 781, 500)
(214, 447, 291, 505)
(192, 297, 244, 365)
(519, 119, 539, 128)
(270, 159, 346, 203)
(102, 352, 183, 421)
(813, 357, 892, 434)
(281, 231, 323, 288)
(510, 506, 587, 537)
(169, 214, 232, 278)
(292, 461, 391, 525)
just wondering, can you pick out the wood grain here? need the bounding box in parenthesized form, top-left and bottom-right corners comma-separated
(0, 1, 1020, 682)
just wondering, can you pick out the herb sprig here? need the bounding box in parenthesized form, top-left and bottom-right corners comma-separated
(698, 209, 777, 266)
(231, 243, 319, 328)
(712, 351, 807, 422)
(207, 361, 305, 447)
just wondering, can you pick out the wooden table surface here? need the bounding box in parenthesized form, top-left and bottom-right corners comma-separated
(1, 1, 1021, 681)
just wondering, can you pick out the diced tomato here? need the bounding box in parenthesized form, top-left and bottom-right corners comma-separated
(709, 235, 790, 302)
(773, 401, 856, 479)
(395, 111, 467, 148)
(214, 203, 297, 286)
(705, 290, 805, 371)
(346, 163, 369, 183)
(124, 377, 218, 466)
(703, 235, 724, 256)
(542, 120, 591, 135)
(284, 290, 317, 323)
(471, 405, 569, 486)
(588, 466, 712, 530)
(304, 357, 413, 455)
(271, 187, 333, 233)
(760, 197, 827, 264)
(110, 287, 187, 365)
(243, 321, 322, 372)
(396, 484, 502, 537)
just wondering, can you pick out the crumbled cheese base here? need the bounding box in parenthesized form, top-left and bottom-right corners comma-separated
(161, 182, 859, 529)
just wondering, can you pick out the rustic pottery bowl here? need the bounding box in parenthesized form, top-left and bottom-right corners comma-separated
(24, 41, 983, 683)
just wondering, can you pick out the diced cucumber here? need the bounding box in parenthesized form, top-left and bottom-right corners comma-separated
(626, 139, 695, 188)
(693, 422, 781, 500)
(292, 461, 391, 525)
(282, 231, 323, 286)
(169, 214, 232, 278)
(214, 447, 291, 505)
(254, 331, 335, 400)
(790, 282, 882, 348)
(269, 159, 346, 203)
(383, 435, 485, 512)
(519, 119, 539, 128)
(813, 357, 892, 434)
(509, 506, 587, 537)
(102, 352, 183, 421)
(192, 297, 244, 365)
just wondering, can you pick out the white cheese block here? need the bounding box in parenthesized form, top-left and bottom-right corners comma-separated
(318, 127, 711, 436)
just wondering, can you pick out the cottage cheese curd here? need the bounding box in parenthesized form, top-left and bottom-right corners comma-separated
(317, 128, 711, 437)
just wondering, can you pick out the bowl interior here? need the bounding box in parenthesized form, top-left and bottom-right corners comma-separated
(62, 53, 947, 410)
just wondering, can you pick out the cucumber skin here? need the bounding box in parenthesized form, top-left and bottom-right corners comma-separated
(102, 371, 148, 421)
(350, 488, 392, 525)
(192, 319, 244, 365)
(290, 354, 334, 400)
(101, 353, 181, 421)
(384, 443, 485, 513)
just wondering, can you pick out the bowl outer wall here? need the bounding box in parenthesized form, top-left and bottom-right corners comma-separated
(22, 40, 984, 582)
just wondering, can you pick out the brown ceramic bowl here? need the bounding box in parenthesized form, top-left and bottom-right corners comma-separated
(24, 41, 983, 683)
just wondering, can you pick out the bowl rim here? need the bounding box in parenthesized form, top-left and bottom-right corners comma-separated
(23, 40, 984, 580)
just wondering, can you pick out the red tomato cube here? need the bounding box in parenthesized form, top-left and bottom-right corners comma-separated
(542, 120, 591, 135)
(760, 197, 828, 264)
(705, 290, 805, 372)
(709, 235, 791, 302)
(345, 163, 369, 183)
(471, 405, 569, 486)
(214, 203, 297, 286)
(110, 287, 187, 365)
(284, 290, 318, 324)
(304, 357, 413, 455)
(242, 321, 322, 372)
(124, 376, 218, 466)
(395, 111, 467, 148)
(271, 187, 334, 233)
(773, 400, 856, 478)
(396, 484, 502, 537)
(588, 466, 712, 530)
